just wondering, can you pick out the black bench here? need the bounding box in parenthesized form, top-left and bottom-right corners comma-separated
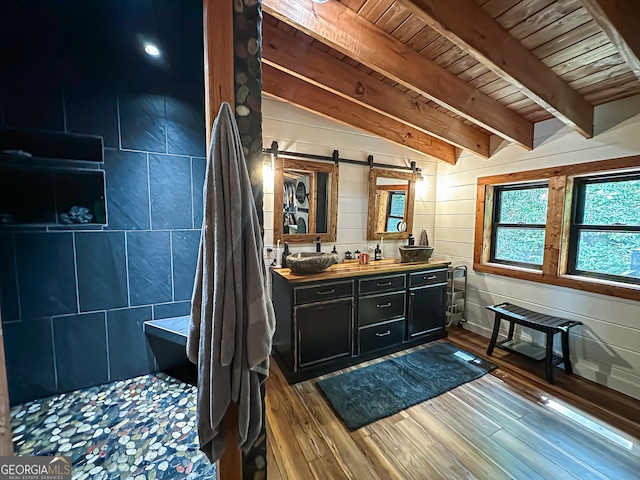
(486, 303, 582, 383)
(144, 316, 196, 384)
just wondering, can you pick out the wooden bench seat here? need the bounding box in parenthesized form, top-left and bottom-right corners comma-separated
(486, 302, 582, 383)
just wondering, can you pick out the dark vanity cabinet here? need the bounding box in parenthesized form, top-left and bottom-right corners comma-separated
(296, 297, 353, 368)
(272, 261, 450, 383)
(357, 274, 406, 355)
(272, 278, 354, 375)
(408, 268, 448, 338)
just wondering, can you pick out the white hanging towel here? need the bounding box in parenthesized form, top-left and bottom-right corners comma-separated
(187, 102, 276, 463)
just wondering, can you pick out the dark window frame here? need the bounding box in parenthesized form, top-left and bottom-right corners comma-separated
(568, 172, 640, 285)
(385, 190, 406, 232)
(489, 182, 548, 269)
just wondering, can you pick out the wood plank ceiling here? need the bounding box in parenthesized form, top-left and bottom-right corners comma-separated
(261, 0, 640, 164)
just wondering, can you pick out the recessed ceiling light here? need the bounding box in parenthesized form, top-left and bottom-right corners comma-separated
(144, 44, 161, 57)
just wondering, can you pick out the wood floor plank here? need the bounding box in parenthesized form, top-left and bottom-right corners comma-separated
(414, 401, 546, 480)
(394, 417, 479, 480)
(464, 377, 529, 419)
(265, 398, 316, 480)
(431, 390, 502, 437)
(353, 434, 408, 480)
(522, 408, 640, 478)
(266, 431, 285, 480)
(308, 454, 350, 480)
(295, 382, 382, 480)
(447, 327, 640, 438)
(367, 422, 447, 480)
(490, 428, 582, 480)
(265, 327, 640, 480)
(451, 386, 610, 480)
(519, 412, 640, 480)
(408, 405, 512, 480)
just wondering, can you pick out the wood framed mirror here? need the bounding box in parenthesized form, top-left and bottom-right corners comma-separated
(367, 168, 416, 241)
(274, 157, 339, 244)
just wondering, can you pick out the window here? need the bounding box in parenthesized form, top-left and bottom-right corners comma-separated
(385, 191, 406, 232)
(473, 155, 640, 301)
(569, 173, 640, 284)
(490, 183, 548, 268)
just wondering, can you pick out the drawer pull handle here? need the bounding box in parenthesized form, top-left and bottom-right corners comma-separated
(376, 330, 391, 337)
(316, 289, 335, 295)
(376, 302, 392, 308)
(424, 275, 437, 280)
(376, 282, 392, 286)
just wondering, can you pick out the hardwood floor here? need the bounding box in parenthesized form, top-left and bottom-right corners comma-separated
(265, 326, 640, 480)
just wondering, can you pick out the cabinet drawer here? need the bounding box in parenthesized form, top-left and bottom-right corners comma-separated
(358, 291, 405, 326)
(409, 269, 448, 288)
(359, 319, 404, 355)
(294, 281, 353, 305)
(358, 274, 406, 295)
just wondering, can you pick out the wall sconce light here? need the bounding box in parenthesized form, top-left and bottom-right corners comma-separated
(262, 141, 278, 190)
(410, 161, 424, 182)
(411, 161, 428, 196)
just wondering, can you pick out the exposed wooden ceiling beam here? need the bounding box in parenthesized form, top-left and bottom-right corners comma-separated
(581, 0, 640, 80)
(396, 0, 595, 139)
(262, 0, 533, 150)
(262, 21, 490, 158)
(263, 64, 457, 164)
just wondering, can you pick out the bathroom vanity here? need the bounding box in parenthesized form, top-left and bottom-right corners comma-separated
(271, 258, 450, 383)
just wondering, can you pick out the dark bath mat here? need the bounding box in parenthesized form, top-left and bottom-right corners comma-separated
(316, 342, 497, 430)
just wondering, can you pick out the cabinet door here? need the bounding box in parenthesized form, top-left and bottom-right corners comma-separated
(295, 298, 353, 369)
(408, 283, 446, 338)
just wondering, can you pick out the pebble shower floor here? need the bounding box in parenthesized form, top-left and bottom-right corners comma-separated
(10, 373, 216, 479)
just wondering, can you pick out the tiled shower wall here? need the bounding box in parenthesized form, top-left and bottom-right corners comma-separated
(0, 0, 206, 405)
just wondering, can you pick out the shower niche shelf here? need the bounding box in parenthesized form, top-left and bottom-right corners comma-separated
(0, 165, 107, 229)
(0, 126, 106, 229)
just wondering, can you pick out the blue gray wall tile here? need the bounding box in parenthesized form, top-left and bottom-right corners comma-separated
(104, 149, 150, 230)
(65, 86, 119, 149)
(3, 318, 57, 404)
(127, 231, 172, 306)
(1, 61, 64, 131)
(192, 157, 206, 228)
(15, 233, 77, 319)
(153, 301, 191, 320)
(149, 154, 193, 230)
(0, 0, 208, 404)
(119, 94, 167, 153)
(0, 234, 20, 321)
(75, 232, 128, 312)
(166, 95, 206, 157)
(53, 312, 109, 392)
(106, 307, 154, 381)
(172, 230, 200, 301)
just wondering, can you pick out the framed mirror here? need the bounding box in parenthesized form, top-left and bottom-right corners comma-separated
(367, 168, 416, 241)
(274, 157, 339, 244)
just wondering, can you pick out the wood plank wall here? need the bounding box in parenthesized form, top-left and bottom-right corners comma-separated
(262, 97, 437, 256)
(433, 95, 640, 400)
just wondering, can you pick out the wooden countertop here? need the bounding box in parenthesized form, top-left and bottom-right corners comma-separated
(273, 257, 450, 283)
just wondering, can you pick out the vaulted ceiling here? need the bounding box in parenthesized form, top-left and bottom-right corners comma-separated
(261, 0, 640, 164)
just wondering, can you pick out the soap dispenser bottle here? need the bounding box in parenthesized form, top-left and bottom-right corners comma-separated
(408, 234, 415, 246)
(282, 242, 291, 268)
(374, 244, 382, 261)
